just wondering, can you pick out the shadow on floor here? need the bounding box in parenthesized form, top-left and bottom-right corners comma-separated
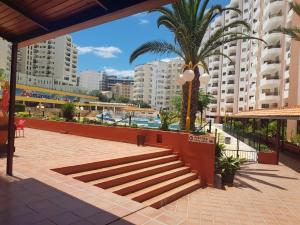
(279, 151, 300, 173)
(0, 176, 135, 225)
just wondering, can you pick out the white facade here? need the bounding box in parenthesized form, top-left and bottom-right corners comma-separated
(206, 0, 292, 121)
(0, 35, 78, 88)
(133, 59, 183, 110)
(111, 83, 133, 99)
(79, 71, 103, 92)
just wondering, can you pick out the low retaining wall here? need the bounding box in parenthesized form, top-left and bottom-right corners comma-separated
(23, 118, 216, 186)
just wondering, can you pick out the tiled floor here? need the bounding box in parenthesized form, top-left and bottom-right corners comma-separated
(0, 128, 300, 225)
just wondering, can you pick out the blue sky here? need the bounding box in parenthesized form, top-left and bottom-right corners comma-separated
(72, 0, 229, 77)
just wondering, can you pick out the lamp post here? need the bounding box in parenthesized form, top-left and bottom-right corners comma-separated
(176, 63, 210, 131)
(199, 73, 210, 123)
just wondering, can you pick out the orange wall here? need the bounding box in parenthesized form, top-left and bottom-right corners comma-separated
(23, 118, 216, 186)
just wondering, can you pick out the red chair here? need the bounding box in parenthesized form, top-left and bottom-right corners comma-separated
(15, 119, 26, 137)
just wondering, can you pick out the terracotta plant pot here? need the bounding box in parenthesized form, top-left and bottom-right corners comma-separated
(221, 173, 235, 184)
(258, 151, 278, 165)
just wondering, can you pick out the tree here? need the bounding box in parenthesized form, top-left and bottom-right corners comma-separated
(275, 2, 300, 41)
(89, 90, 100, 97)
(198, 89, 214, 124)
(171, 94, 182, 116)
(61, 103, 76, 122)
(129, 0, 264, 130)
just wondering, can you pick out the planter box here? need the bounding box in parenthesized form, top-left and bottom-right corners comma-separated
(283, 142, 300, 154)
(258, 151, 278, 165)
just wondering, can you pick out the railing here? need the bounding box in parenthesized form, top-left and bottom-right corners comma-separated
(223, 149, 257, 162)
(195, 121, 212, 133)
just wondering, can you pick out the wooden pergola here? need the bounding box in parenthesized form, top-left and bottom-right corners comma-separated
(0, 0, 174, 175)
(229, 106, 300, 163)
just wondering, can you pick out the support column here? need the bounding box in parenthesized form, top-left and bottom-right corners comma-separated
(7, 43, 18, 176)
(276, 119, 281, 164)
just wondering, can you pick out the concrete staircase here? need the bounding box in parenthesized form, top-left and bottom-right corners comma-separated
(60, 149, 201, 209)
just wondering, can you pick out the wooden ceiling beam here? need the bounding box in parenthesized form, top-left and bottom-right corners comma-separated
(0, 0, 50, 31)
(94, 0, 108, 11)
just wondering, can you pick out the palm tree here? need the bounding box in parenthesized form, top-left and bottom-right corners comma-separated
(276, 2, 300, 41)
(198, 89, 214, 124)
(130, 0, 264, 130)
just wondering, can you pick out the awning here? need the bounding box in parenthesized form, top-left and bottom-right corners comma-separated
(231, 106, 300, 120)
(123, 106, 156, 113)
(0, 0, 174, 47)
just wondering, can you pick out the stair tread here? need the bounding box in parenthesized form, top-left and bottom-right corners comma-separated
(53, 149, 173, 175)
(89, 160, 183, 185)
(107, 166, 190, 193)
(127, 172, 198, 199)
(142, 180, 200, 206)
(73, 154, 177, 177)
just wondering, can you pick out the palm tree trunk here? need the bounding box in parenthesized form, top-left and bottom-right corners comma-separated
(180, 66, 200, 131)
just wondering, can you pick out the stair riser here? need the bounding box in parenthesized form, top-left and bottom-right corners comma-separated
(149, 182, 201, 209)
(94, 162, 184, 189)
(53, 150, 173, 175)
(74, 155, 178, 182)
(132, 175, 198, 202)
(114, 168, 191, 196)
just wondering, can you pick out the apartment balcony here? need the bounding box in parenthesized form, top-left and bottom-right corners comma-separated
(284, 89, 289, 99)
(262, 45, 281, 60)
(264, 32, 281, 43)
(254, 8, 260, 19)
(264, 0, 284, 17)
(260, 77, 280, 88)
(260, 61, 280, 74)
(249, 84, 256, 93)
(287, 7, 294, 24)
(226, 91, 235, 97)
(259, 92, 280, 102)
(284, 70, 290, 79)
(285, 52, 291, 65)
(263, 13, 283, 33)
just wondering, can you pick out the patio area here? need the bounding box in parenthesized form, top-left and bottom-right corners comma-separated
(0, 128, 300, 225)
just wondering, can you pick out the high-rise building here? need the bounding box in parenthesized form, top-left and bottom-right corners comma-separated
(79, 71, 103, 92)
(133, 59, 183, 110)
(1, 35, 78, 89)
(101, 74, 133, 91)
(206, 0, 293, 122)
(111, 83, 133, 99)
(0, 38, 11, 72)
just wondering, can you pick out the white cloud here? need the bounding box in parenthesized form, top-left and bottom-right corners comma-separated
(103, 67, 134, 77)
(138, 19, 149, 25)
(133, 12, 148, 17)
(77, 46, 122, 58)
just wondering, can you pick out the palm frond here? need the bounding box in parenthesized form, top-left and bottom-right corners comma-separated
(129, 41, 183, 63)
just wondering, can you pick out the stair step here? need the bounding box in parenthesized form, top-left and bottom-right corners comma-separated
(108, 167, 191, 195)
(74, 155, 178, 182)
(127, 172, 198, 202)
(52, 149, 173, 175)
(142, 180, 201, 209)
(91, 161, 184, 189)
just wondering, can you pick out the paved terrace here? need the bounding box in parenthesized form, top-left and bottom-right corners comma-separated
(0, 128, 300, 225)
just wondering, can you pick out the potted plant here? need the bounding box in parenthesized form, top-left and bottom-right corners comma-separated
(215, 143, 225, 173)
(220, 156, 243, 184)
(258, 144, 278, 165)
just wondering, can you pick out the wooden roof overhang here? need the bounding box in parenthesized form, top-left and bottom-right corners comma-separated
(0, 0, 174, 47)
(231, 106, 300, 120)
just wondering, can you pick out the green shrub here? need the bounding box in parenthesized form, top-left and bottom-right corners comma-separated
(82, 117, 90, 124)
(61, 103, 76, 122)
(49, 116, 63, 121)
(291, 134, 300, 146)
(159, 108, 177, 131)
(259, 144, 271, 152)
(220, 156, 244, 176)
(17, 112, 31, 118)
(130, 124, 138, 128)
(15, 103, 25, 112)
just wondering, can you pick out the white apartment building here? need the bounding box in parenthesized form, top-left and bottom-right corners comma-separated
(79, 70, 103, 92)
(0, 35, 78, 88)
(133, 59, 183, 110)
(111, 83, 133, 99)
(206, 0, 293, 122)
